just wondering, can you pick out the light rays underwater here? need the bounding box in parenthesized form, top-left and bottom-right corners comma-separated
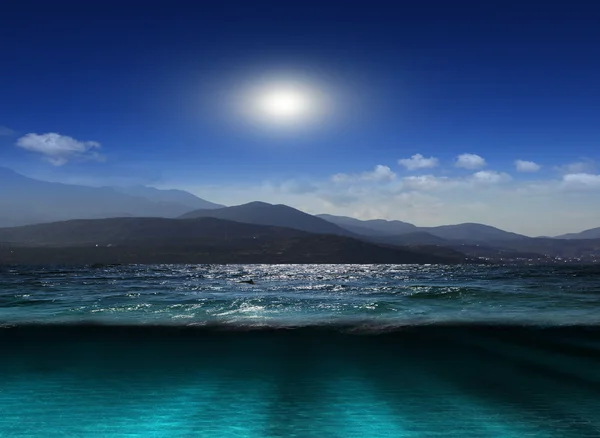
(2, 324, 600, 437)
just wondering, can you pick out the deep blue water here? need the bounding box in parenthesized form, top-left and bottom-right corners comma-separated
(1, 264, 600, 437)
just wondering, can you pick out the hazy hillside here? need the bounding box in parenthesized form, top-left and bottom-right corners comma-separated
(0, 217, 304, 246)
(421, 223, 527, 242)
(0, 217, 466, 264)
(555, 227, 600, 240)
(315, 214, 600, 262)
(0, 167, 222, 226)
(317, 214, 418, 236)
(113, 186, 224, 210)
(370, 231, 448, 246)
(318, 213, 526, 243)
(180, 202, 353, 236)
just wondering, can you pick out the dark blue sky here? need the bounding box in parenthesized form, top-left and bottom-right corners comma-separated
(1, 0, 599, 233)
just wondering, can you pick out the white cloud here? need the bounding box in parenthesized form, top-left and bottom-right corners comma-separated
(331, 173, 349, 183)
(0, 126, 16, 136)
(277, 179, 318, 194)
(556, 160, 595, 175)
(455, 153, 486, 169)
(16, 132, 104, 166)
(471, 170, 511, 184)
(332, 165, 396, 183)
(364, 165, 396, 181)
(515, 160, 541, 172)
(402, 171, 510, 190)
(398, 153, 439, 170)
(402, 175, 455, 191)
(562, 173, 600, 188)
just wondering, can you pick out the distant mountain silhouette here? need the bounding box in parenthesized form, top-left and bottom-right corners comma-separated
(180, 202, 354, 236)
(0, 217, 466, 264)
(318, 214, 526, 243)
(112, 185, 224, 210)
(555, 227, 600, 240)
(317, 214, 418, 236)
(0, 217, 303, 245)
(370, 231, 448, 246)
(0, 167, 222, 227)
(313, 214, 600, 261)
(420, 223, 527, 242)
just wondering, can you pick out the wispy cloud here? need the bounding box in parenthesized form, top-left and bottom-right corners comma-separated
(398, 153, 439, 170)
(332, 165, 396, 183)
(455, 153, 486, 169)
(401, 171, 510, 191)
(16, 132, 105, 166)
(277, 179, 318, 195)
(555, 160, 595, 175)
(471, 170, 511, 184)
(562, 173, 600, 188)
(515, 159, 541, 172)
(402, 174, 456, 191)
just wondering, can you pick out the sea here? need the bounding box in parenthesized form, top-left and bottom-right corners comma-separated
(1, 264, 600, 437)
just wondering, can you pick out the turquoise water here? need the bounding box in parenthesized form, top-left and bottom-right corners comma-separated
(1, 264, 600, 437)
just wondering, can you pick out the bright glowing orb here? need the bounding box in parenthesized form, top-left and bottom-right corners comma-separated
(256, 87, 312, 122)
(235, 77, 332, 130)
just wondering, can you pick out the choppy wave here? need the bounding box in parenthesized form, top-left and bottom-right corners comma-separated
(1, 264, 600, 326)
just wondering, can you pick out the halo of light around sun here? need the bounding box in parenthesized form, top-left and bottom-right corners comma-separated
(234, 76, 333, 131)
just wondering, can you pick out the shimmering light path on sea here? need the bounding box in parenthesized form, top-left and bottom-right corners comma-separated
(1, 264, 599, 326)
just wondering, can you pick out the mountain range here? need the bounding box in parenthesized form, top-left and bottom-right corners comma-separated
(317, 214, 527, 243)
(180, 202, 353, 236)
(555, 227, 600, 240)
(2, 167, 597, 239)
(0, 167, 223, 227)
(0, 217, 468, 264)
(0, 167, 599, 264)
(316, 213, 599, 262)
(315, 214, 417, 236)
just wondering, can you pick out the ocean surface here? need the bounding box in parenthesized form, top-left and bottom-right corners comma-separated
(1, 264, 600, 437)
